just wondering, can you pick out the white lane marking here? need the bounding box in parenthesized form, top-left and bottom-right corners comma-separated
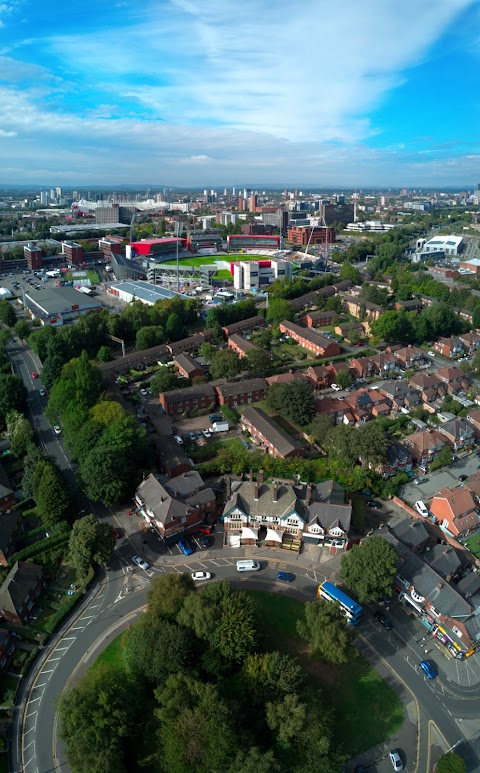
(197, 562, 209, 569)
(61, 637, 76, 642)
(40, 668, 56, 674)
(78, 615, 94, 621)
(26, 711, 38, 719)
(28, 696, 42, 703)
(47, 656, 61, 662)
(32, 683, 46, 689)
(183, 564, 195, 571)
(208, 559, 221, 565)
(23, 754, 36, 767)
(69, 626, 86, 632)
(23, 727, 35, 736)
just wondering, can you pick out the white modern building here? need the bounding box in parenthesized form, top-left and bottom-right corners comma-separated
(421, 235, 464, 256)
(107, 280, 182, 306)
(345, 220, 397, 232)
(233, 259, 292, 291)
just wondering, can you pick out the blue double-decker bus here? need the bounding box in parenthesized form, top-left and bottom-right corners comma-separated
(317, 581, 362, 625)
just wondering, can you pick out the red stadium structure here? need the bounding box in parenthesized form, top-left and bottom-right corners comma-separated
(130, 237, 187, 256)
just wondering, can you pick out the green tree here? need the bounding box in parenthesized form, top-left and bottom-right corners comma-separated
(89, 401, 125, 427)
(71, 351, 102, 407)
(266, 298, 294, 327)
(242, 651, 304, 704)
(123, 613, 192, 684)
(297, 599, 355, 664)
(228, 748, 280, 773)
(246, 347, 271, 375)
(79, 447, 130, 505)
(282, 380, 315, 426)
(0, 300, 16, 327)
(430, 444, 453, 471)
(150, 369, 184, 394)
(97, 345, 113, 363)
(135, 325, 165, 351)
(0, 349, 11, 375)
(0, 374, 27, 426)
(6, 410, 33, 457)
(209, 349, 242, 379)
(435, 752, 466, 773)
(266, 692, 307, 747)
(14, 319, 31, 342)
(147, 572, 195, 620)
(252, 328, 273, 350)
(58, 663, 139, 773)
(308, 414, 335, 445)
(40, 354, 65, 390)
(154, 673, 237, 773)
(354, 421, 388, 468)
(165, 312, 184, 341)
(28, 326, 57, 360)
(34, 461, 72, 528)
(340, 536, 398, 603)
(339, 262, 360, 284)
(199, 342, 217, 362)
(21, 446, 45, 499)
(335, 370, 352, 389)
(69, 515, 116, 575)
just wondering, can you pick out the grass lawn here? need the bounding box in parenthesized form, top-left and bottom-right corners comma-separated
(247, 590, 404, 757)
(91, 634, 126, 673)
(464, 533, 480, 559)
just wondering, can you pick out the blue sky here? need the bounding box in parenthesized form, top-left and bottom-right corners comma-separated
(0, 0, 479, 187)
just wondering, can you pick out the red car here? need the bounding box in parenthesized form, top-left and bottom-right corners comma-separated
(199, 525, 213, 535)
(31, 371, 38, 379)
(114, 528, 122, 540)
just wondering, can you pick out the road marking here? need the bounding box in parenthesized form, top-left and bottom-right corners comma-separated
(47, 656, 61, 662)
(197, 562, 209, 568)
(69, 626, 85, 632)
(32, 682, 46, 689)
(28, 696, 42, 703)
(26, 711, 37, 719)
(41, 668, 56, 674)
(24, 727, 36, 736)
(183, 564, 195, 571)
(208, 559, 221, 565)
(23, 755, 36, 767)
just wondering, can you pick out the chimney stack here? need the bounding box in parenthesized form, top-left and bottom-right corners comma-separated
(254, 483, 259, 501)
(306, 483, 312, 506)
(273, 482, 279, 502)
(226, 476, 231, 499)
(258, 469, 264, 484)
(249, 468, 253, 481)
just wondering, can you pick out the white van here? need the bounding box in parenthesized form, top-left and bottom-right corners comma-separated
(415, 501, 429, 518)
(236, 560, 260, 572)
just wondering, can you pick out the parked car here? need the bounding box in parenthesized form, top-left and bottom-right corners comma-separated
(459, 474, 468, 482)
(209, 414, 223, 423)
(189, 431, 197, 442)
(39, 387, 46, 397)
(389, 750, 404, 771)
(415, 500, 429, 518)
(366, 500, 381, 509)
(414, 477, 427, 485)
(374, 610, 393, 630)
(191, 571, 211, 581)
(427, 350, 436, 357)
(132, 555, 150, 571)
(178, 539, 193, 556)
(53, 425, 61, 435)
(419, 660, 436, 679)
(139, 388, 148, 396)
(196, 430, 204, 439)
(174, 435, 184, 445)
(114, 529, 122, 540)
(277, 571, 295, 582)
(171, 426, 178, 435)
(203, 429, 211, 438)
(32, 371, 38, 378)
(181, 434, 191, 444)
(199, 525, 213, 534)
(331, 383, 341, 391)
(198, 535, 210, 549)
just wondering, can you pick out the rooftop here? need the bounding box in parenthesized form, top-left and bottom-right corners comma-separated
(108, 280, 181, 304)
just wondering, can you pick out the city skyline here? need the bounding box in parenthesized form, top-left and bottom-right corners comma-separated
(0, 0, 479, 186)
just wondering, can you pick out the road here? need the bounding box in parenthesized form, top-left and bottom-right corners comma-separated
(6, 332, 480, 773)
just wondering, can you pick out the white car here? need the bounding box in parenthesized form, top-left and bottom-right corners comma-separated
(389, 750, 404, 771)
(427, 350, 436, 357)
(331, 383, 341, 392)
(132, 555, 150, 571)
(39, 388, 46, 397)
(191, 571, 212, 582)
(139, 388, 148, 396)
(174, 435, 184, 445)
(53, 425, 61, 435)
(415, 500, 429, 518)
(203, 429, 211, 438)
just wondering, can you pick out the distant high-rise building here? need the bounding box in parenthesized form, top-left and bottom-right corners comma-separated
(55, 187, 62, 198)
(249, 194, 258, 212)
(232, 187, 236, 196)
(40, 191, 48, 205)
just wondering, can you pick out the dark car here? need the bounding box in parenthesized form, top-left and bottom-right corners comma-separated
(375, 610, 393, 630)
(209, 414, 223, 423)
(198, 535, 210, 549)
(181, 434, 191, 444)
(419, 660, 436, 679)
(277, 571, 295, 582)
(366, 500, 382, 509)
(458, 474, 468, 482)
(171, 426, 178, 435)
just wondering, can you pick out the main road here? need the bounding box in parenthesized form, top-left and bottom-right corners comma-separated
(6, 333, 480, 773)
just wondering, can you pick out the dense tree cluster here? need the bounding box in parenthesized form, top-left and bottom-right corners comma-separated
(59, 575, 346, 773)
(267, 380, 315, 427)
(46, 352, 152, 505)
(20, 448, 72, 529)
(69, 514, 116, 576)
(205, 297, 258, 328)
(340, 536, 398, 603)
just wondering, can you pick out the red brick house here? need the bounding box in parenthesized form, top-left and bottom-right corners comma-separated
(370, 351, 399, 376)
(437, 419, 475, 452)
(303, 310, 336, 328)
(227, 334, 270, 361)
(135, 472, 215, 544)
(435, 365, 468, 394)
(222, 315, 266, 337)
(391, 345, 426, 369)
(349, 356, 375, 379)
(215, 377, 268, 408)
(466, 409, 480, 438)
(0, 562, 45, 626)
(159, 383, 216, 416)
(434, 337, 464, 359)
(265, 371, 307, 387)
(379, 441, 413, 478)
(167, 330, 215, 357)
(430, 487, 480, 538)
(241, 406, 305, 459)
(402, 428, 447, 467)
(279, 321, 342, 358)
(459, 331, 480, 353)
(314, 396, 351, 424)
(304, 365, 331, 390)
(174, 353, 205, 381)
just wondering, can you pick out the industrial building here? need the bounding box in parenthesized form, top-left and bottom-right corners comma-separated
(417, 235, 464, 256)
(23, 286, 101, 326)
(106, 280, 182, 305)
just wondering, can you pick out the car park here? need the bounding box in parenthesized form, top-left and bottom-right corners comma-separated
(389, 750, 403, 771)
(53, 425, 61, 435)
(277, 571, 295, 582)
(178, 539, 193, 556)
(415, 500, 429, 517)
(419, 660, 436, 679)
(132, 555, 150, 571)
(191, 571, 211, 581)
(366, 500, 381, 509)
(374, 610, 393, 629)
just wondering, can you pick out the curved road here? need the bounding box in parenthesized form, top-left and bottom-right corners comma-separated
(5, 328, 480, 773)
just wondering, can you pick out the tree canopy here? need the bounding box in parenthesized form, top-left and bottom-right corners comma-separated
(297, 600, 355, 663)
(69, 515, 116, 575)
(340, 536, 398, 603)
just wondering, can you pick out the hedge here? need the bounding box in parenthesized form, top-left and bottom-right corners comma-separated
(43, 566, 95, 635)
(8, 530, 70, 567)
(20, 647, 39, 677)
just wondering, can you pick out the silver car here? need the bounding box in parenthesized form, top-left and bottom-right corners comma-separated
(132, 555, 150, 571)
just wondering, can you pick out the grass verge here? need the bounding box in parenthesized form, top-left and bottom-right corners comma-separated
(247, 589, 404, 757)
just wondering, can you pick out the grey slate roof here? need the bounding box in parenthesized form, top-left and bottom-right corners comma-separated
(0, 561, 43, 617)
(224, 481, 304, 521)
(174, 353, 204, 376)
(216, 377, 267, 398)
(0, 511, 22, 553)
(167, 470, 204, 498)
(161, 383, 215, 404)
(241, 406, 303, 457)
(390, 519, 429, 549)
(0, 465, 13, 500)
(424, 544, 469, 579)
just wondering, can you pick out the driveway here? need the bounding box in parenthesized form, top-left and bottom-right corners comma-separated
(402, 450, 480, 504)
